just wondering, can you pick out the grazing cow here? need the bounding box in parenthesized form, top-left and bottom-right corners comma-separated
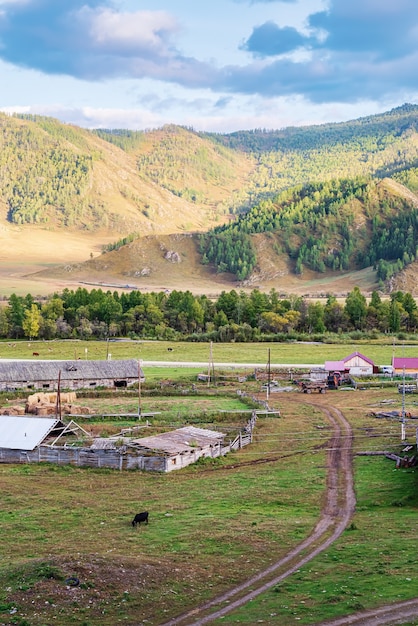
(167, 347, 173, 352)
(32, 352, 39, 356)
(132, 511, 149, 527)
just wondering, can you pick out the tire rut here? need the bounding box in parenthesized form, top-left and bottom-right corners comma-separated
(161, 404, 356, 626)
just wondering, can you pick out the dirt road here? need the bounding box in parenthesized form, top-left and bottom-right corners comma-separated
(162, 403, 356, 625)
(161, 400, 418, 626)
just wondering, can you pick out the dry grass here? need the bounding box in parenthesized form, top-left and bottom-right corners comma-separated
(0, 226, 384, 298)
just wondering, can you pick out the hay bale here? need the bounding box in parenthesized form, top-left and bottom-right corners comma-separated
(0, 405, 25, 416)
(27, 392, 51, 405)
(35, 405, 56, 416)
(61, 392, 77, 403)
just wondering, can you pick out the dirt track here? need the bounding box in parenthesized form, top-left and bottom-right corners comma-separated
(162, 403, 355, 625)
(161, 401, 418, 626)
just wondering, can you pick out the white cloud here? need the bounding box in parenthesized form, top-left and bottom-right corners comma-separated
(88, 8, 180, 57)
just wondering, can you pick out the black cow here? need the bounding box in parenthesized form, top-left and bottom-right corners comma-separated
(132, 511, 149, 527)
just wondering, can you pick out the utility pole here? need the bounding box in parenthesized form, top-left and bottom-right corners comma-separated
(401, 365, 406, 441)
(55, 370, 62, 420)
(266, 348, 271, 402)
(208, 341, 215, 387)
(138, 359, 142, 420)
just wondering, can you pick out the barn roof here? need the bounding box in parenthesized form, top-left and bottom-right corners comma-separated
(393, 357, 418, 369)
(0, 416, 65, 450)
(0, 359, 142, 383)
(342, 352, 375, 366)
(324, 360, 346, 372)
(131, 426, 225, 456)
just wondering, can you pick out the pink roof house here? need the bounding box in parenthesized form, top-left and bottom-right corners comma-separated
(325, 352, 376, 377)
(392, 357, 418, 374)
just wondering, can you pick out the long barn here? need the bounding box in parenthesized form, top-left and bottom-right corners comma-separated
(0, 359, 144, 391)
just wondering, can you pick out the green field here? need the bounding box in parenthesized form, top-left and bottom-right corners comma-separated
(0, 385, 417, 625)
(1, 337, 416, 368)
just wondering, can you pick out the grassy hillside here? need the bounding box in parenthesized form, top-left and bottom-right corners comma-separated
(0, 114, 251, 235)
(2, 105, 418, 296)
(105, 124, 255, 207)
(43, 173, 417, 296)
(198, 176, 418, 281)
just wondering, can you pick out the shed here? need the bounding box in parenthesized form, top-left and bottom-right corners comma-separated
(0, 416, 88, 450)
(0, 359, 144, 391)
(129, 426, 226, 471)
(324, 360, 347, 374)
(392, 357, 418, 376)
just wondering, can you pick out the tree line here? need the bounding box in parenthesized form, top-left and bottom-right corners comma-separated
(1, 286, 418, 342)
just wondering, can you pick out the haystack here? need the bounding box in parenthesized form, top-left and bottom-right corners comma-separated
(26, 391, 78, 414)
(0, 405, 25, 416)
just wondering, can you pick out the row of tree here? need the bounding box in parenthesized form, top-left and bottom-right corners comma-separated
(1, 287, 418, 342)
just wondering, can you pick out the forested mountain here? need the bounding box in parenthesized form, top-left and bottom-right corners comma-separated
(2, 104, 418, 296)
(0, 114, 249, 235)
(95, 105, 418, 217)
(198, 176, 418, 285)
(205, 103, 418, 153)
(3, 104, 418, 232)
(200, 104, 418, 213)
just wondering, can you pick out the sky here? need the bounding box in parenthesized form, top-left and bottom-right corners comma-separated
(0, 0, 417, 133)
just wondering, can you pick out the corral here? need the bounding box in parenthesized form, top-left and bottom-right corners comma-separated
(0, 412, 258, 472)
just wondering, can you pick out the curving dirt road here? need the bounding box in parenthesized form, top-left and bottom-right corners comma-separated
(312, 598, 418, 625)
(162, 404, 357, 625)
(161, 402, 418, 626)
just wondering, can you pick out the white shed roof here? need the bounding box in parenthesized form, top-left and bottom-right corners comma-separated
(0, 416, 61, 450)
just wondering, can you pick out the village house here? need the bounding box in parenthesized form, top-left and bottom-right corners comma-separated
(392, 357, 418, 376)
(325, 351, 376, 377)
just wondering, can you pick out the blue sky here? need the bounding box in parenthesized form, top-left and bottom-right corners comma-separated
(0, 0, 417, 132)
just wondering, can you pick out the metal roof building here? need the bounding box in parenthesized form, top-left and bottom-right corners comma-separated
(131, 426, 226, 456)
(0, 416, 66, 450)
(0, 359, 144, 391)
(393, 357, 418, 373)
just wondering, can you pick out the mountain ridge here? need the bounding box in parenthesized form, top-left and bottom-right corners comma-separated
(1, 105, 418, 296)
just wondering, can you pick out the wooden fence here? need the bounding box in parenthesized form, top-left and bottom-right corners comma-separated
(0, 410, 265, 472)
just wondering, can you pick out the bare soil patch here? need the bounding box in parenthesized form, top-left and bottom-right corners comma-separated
(3, 554, 183, 626)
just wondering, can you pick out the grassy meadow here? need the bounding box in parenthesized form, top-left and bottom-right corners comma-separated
(1, 337, 417, 370)
(210, 390, 418, 625)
